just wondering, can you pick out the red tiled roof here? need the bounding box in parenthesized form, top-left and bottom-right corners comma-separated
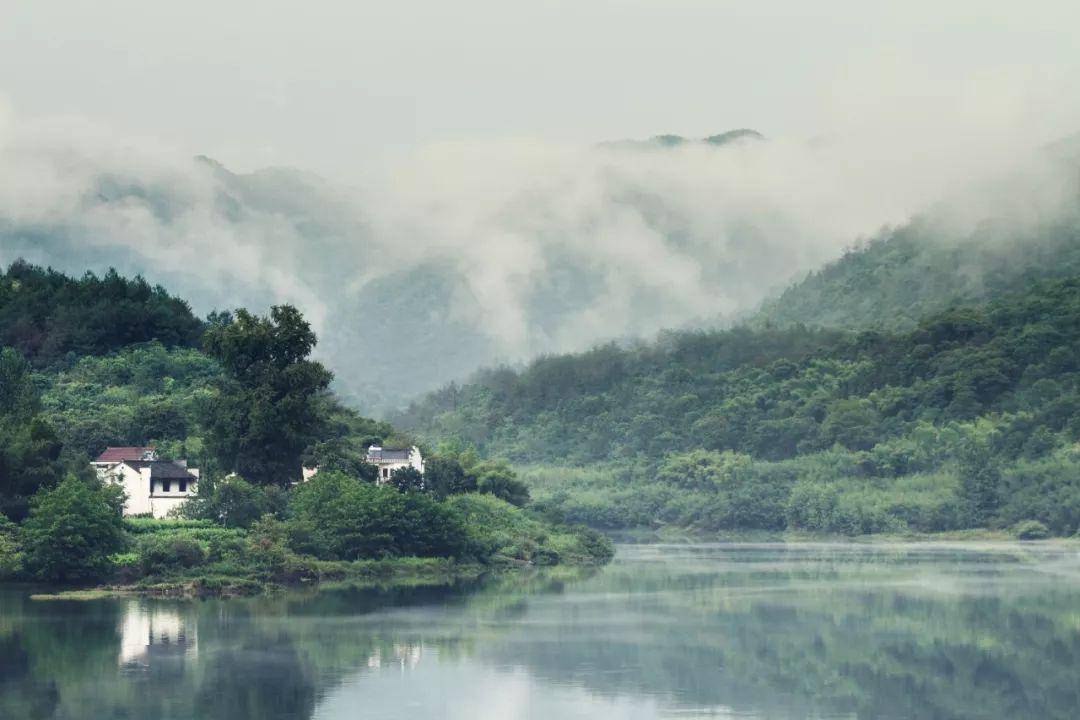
(94, 446, 155, 463)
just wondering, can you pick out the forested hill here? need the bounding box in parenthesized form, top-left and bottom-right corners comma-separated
(754, 198, 1080, 332)
(0, 261, 395, 518)
(398, 275, 1080, 534)
(1, 262, 613, 583)
(0, 260, 204, 365)
(399, 275, 1080, 463)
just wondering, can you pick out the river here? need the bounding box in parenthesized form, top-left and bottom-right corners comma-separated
(2, 542, 1078, 719)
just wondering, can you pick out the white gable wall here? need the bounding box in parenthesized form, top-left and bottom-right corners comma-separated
(97, 461, 198, 518)
(370, 446, 425, 485)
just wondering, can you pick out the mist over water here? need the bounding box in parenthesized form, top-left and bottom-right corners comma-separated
(3, 542, 1078, 719)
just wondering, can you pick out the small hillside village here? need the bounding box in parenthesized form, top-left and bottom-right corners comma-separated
(94, 444, 425, 518)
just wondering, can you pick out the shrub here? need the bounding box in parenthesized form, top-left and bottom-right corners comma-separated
(246, 515, 290, 572)
(136, 534, 206, 574)
(388, 466, 425, 494)
(445, 493, 612, 564)
(1012, 520, 1050, 540)
(21, 475, 127, 582)
(288, 471, 475, 560)
(0, 516, 23, 579)
(125, 518, 216, 534)
(179, 475, 283, 528)
(472, 461, 531, 507)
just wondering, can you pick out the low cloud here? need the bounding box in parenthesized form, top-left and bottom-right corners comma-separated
(1, 91, 1077, 408)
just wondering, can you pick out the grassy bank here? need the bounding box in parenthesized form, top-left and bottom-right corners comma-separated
(19, 508, 613, 599)
(608, 525, 1080, 545)
(31, 556, 487, 600)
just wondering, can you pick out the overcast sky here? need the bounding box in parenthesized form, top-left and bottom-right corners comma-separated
(3, 1, 1080, 182)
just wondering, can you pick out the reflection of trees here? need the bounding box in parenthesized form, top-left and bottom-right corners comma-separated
(470, 547, 1080, 720)
(3, 547, 1077, 720)
(0, 633, 59, 720)
(194, 634, 315, 720)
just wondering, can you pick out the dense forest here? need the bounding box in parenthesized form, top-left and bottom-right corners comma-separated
(0, 260, 204, 365)
(0, 262, 610, 589)
(399, 270, 1080, 536)
(756, 204, 1080, 332)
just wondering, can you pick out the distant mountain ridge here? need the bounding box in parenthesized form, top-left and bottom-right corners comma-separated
(600, 128, 764, 150)
(754, 209, 1080, 332)
(1, 127, 839, 414)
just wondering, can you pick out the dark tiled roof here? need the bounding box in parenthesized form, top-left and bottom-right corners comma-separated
(366, 448, 411, 462)
(96, 446, 155, 463)
(125, 460, 197, 480)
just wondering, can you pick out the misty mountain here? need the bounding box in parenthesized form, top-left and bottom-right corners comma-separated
(599, 128, 765, 150)
(2, 126, 888, 413)
(752, 135, 1080, 331)
(755, 204, 1080, 332)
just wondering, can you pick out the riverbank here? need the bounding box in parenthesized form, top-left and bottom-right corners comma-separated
(608, 526, 1080, 544)
(20, 509, 614, 600)
(28, 556, 491, 600)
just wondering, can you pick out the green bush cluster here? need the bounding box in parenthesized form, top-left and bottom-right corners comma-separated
(1011, 520, 1050, 540)
(135, 534, 206, 574)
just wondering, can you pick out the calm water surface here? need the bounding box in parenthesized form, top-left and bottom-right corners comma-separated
(2, 543, 1079, 719)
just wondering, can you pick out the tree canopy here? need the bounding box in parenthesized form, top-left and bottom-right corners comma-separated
(202, 306, 333, 486)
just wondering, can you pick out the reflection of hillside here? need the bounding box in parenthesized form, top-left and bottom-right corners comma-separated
(2, 545, 1078, 720)
(468, 545, 1080, 719)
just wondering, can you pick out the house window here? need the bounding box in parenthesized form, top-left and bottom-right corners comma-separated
(162, 479, 172, 493)
(179, 480, 187, 493)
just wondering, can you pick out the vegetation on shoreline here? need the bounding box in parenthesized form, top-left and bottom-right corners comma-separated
(401, 271, 1080, 538)
(0, 261, 612, 592)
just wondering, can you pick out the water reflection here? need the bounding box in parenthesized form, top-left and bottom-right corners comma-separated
(1, 543, 1078, 719)
(118, 600, 197, 666)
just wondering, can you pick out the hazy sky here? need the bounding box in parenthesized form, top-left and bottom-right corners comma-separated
(3, 1, 1080, 182)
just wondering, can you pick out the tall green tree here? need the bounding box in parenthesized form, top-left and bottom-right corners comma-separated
(21, 475, 126, 582)
(0, 347, 63, 520)
(202, 306, 333, 487)
(424, 456, 475, 498)
(957, 439, 1002, 527)
(388, 466, 425, 494)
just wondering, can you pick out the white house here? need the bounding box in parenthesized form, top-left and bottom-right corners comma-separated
(366, 445, 424, 484)
(92, 446, 199, 518)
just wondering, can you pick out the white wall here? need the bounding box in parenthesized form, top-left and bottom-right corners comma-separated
(95, 462, 197, 518)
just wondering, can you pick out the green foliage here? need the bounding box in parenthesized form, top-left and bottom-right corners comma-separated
(179, 475, 286, 528)
(288, 471, 474, 560)
(135, 533, 206, 574)
(403, 278, 1080, 469)
(388, 466, 425, 494)
(21, 475, 127, 582)
(997, 447, 1080, 535)
(0, 515, 23, 579)
(446, 493, 613, 565)
(0, 347, 65, 520)
(39, 342, 220, 459)
(401, 276, 1080, 536)
(245, 515, 292, 573)
(0, 260, 203, 366)
(757, 211, 1080, 331)
(423, 456, 475, 498)
(472, 460, 531, 507)
(956, 437, 1003, 528)
(202, 306, 334, 486)
(0, 261, 608, 589)
(123, 517, 217, 533)
(1011, 520, 1050, 540)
